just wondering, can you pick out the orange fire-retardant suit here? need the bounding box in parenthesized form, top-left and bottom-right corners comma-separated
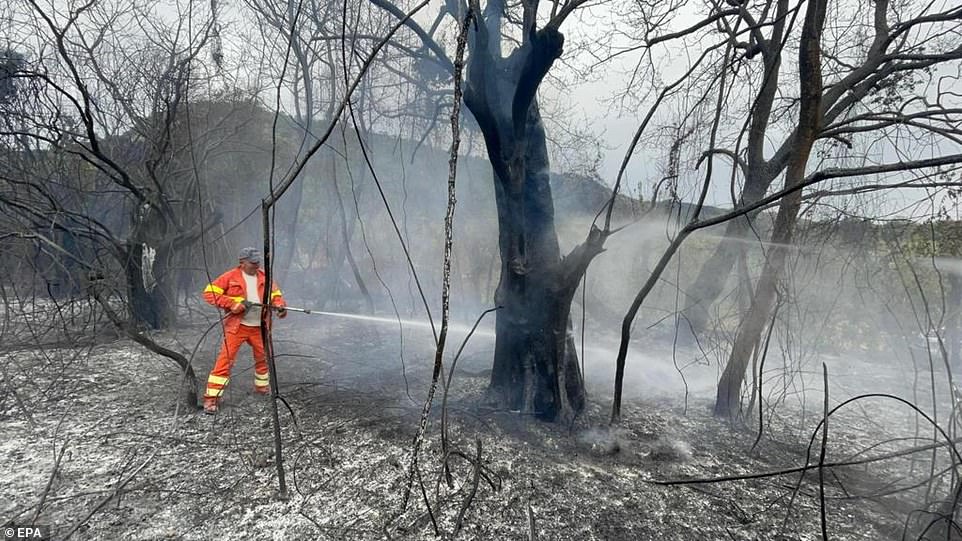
(202, 266, 286, 401)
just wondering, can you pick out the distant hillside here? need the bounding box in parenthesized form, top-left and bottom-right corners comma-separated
(359, 130, 730, 228)
(550, 171, 728, 227)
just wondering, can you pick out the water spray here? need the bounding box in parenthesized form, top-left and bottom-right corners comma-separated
(244, 301, 496, 337)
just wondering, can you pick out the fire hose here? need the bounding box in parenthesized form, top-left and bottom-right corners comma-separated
(243, 301, 315, 314)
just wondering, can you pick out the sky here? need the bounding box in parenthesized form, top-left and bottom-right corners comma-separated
(24, 0, 957, 217)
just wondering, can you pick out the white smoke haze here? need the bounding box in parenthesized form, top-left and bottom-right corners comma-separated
(220, 124, 962, 419)
(577, 426, 631, 456)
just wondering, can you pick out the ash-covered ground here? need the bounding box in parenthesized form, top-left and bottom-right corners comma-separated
(1, 307, 956, 540)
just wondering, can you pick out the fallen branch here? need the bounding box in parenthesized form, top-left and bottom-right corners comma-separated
(30, 442, 68, 525)
(527, 503, 538, 541)
(62, 450, 157, 539)
(89, 288, 198, 409)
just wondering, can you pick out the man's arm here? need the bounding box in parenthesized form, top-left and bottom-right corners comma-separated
(269, 282, 287, 317)
(203, 272, 244, 311)
(269, 282, 286, 309)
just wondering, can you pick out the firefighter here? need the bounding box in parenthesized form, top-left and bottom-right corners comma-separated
(201, 247, 287, 414)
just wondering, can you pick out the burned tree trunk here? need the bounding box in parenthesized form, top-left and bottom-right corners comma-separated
(680, 0, 949, 341)
(91, 278, 199, 409)
(463, 11, 600, 422)
(124, 199, 215, 329)
(125, 241, 177, 329)
(486, 106, 587, 419)
(715, 0, 827, 418)
(126, 202, 175, 328)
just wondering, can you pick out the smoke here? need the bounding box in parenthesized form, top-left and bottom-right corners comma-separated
(576, 426, 692, 462)
(195, 99, 962, 426)
(577, 426, 630, 456)
(645, 438, 692, 462)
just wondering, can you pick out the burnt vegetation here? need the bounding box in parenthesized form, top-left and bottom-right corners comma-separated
(2, 0, 962, 539)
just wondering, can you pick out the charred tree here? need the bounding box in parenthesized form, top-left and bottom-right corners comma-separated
(124, 241, 175, 329)
(367, 1, 610, 422)
(715, 0, 827, 418)
(462, 4, 602, 421)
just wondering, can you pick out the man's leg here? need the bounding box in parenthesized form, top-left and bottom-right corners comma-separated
(205, 331, 244, 410)
(247, 326, 270, 395)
